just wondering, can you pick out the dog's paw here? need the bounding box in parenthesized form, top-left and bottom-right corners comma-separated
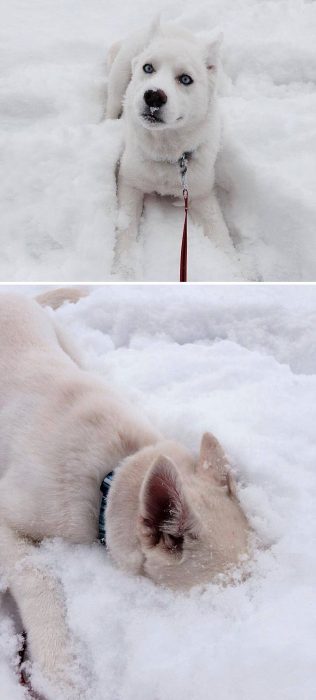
(26, 638, 93, 700)
(111, 241, 142, 280)
(31, 657, 92, 700)
(111, 258, 136, 280)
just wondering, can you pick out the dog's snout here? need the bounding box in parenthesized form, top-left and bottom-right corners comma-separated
(144, 89, 167, 108)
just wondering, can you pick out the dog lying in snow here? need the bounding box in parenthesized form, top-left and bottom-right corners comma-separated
(0, 289, 250, 697)
(106, 22, 235, 277)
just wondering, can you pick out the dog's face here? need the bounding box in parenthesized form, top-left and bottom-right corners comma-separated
(107, 433, 250, 590)
(126, 33, 220, 132)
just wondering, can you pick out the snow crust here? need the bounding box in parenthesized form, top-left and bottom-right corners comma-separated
(1, 285, 316, 698)
(1, 0, 316, 281)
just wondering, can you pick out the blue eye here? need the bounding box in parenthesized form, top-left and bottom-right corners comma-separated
(179, 74, 193, 86)
(143, 63, 154, 74)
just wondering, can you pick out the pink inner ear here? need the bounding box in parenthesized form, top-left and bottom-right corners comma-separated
(141, 458, 189, 544)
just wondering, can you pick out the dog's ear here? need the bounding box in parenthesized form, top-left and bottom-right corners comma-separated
(131, 16, 161, 74)
(201, 31, 223, 70)
(149, 13, 161, 37)
(139, 455, 196, 552)
(131, 56, 139, 74)
(198, 432, 236, 496)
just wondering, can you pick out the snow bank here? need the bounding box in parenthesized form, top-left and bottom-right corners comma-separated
(1, 0, 316, 281)
(1, 285, 316, 698)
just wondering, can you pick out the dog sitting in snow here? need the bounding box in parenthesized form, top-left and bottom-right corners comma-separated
(106, 22, 235, 276)
(0, 289, 250, 697)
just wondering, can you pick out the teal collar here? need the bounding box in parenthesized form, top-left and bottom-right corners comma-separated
(98, 472, 114, 546)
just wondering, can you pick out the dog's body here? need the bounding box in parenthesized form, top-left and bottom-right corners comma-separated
(107, 24, 235, 277)
(0, 290, 250, 696)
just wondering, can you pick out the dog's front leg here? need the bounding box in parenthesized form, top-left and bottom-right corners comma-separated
(0, 525, 85, 698)
(190, 191, 237, 256)
(112, 180, 144, 279)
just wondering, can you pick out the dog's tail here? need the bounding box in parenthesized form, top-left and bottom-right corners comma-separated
(35, 287, 89, 367)
(35, 287, 89, 310)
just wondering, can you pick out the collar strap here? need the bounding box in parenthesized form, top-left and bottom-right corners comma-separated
(99, 472, 114, 546)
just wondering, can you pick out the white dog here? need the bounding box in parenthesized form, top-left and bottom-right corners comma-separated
(107, 23, 235, 277)
(0, 289, 250, 697)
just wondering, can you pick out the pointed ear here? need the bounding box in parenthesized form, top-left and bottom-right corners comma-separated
(202, 31, 223, 70)
(131, 16, 161, 74)
(131, 56, 139, 74)
(149, 13, 161, 37)
(139, 455, 195, 553)
(198, 432, 236, 496)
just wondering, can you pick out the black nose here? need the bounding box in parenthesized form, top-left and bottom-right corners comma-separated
(144, 89, 167, 108)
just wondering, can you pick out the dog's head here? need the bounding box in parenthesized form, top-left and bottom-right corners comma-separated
(125, 26, 222, 131)
(106, 433, 250, 589)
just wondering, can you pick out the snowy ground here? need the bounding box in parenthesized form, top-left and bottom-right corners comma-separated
(1, 0, 316, 281)
(1, 284, 316, 699)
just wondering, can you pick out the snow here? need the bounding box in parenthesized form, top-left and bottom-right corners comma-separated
(1, 284, 316, 698)
(1, 0, 316, 281)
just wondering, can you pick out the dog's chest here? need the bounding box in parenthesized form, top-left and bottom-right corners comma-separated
(132, 159, 183, 197)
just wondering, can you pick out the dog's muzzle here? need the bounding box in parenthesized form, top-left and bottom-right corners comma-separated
(142, 88, 167, 124)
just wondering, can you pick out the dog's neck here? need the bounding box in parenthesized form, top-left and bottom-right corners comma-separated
(125, 109, 215, 164)
(58, 392, 161, 545)
(137, 129, 204, 163)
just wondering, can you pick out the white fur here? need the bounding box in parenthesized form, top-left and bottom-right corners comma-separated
(106, 17, 160, 120)
(0, 290, 250, 696)
(107, 23, 235, 278)
(0, 291, 159, 697)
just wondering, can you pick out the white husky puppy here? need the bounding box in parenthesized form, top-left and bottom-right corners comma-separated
(107, 23, 234, 276)
(0, 290, 250, 697)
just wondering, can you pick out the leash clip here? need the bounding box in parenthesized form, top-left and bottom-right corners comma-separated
(179, 153, 188, 192)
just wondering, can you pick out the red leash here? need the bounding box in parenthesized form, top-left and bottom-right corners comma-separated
(180, 188, 188, 282)
(18, 631, 38, 698)
(18, 630, 27, 686)
(178, 153, 189, 282)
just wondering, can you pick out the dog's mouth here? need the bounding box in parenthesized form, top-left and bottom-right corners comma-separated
(141, 109, 164, 125)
